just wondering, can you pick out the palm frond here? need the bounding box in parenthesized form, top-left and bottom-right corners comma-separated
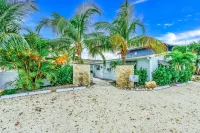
(0, 0, 37, 33)
(129, 36, 168, 54)
(128, 19, 145, 36)
(0, 33, 30, 51)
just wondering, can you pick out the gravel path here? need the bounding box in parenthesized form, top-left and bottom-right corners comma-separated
(0, 78, 200, 133)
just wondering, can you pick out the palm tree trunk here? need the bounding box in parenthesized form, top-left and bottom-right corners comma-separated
(122, 55, 126, 65)
(76, 45, 82, 64)
(77, 52, 82, 64)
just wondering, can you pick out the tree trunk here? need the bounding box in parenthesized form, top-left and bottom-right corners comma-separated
(77, 52, 82, 64)
(122, 55, 126, 65)
(76, 45, 82, 64)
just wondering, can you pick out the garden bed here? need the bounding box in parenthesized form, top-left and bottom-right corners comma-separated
(0, 84, 86, 99)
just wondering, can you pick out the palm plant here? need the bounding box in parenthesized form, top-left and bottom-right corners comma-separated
(95, 0, 167, 65)
(0, 0, 37, 51)
(165, 51, 197, 71)
(36, 3, 101, 64)
(0, 0, 37, 33)
(0, 31, 64, 90)
(172, 43, 200, 74)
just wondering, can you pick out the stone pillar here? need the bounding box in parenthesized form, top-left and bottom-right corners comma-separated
(73, 64, 90, 86)
(116, 65, 134, 88)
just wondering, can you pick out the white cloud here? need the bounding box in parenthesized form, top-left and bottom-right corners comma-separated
(157, 24, 161, 26)
(134, 0, 148, 4)
(186, 15, 192, 17)
(157, 29, 200, 45)
(164, 23, 173, 27)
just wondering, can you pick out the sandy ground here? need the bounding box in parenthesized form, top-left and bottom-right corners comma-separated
(0, 78, 200, 133)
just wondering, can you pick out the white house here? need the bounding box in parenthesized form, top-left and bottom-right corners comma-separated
(87, 54, 167, 81)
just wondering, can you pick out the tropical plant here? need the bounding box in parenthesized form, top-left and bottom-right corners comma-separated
(153, 65, 193, 85)
(54, 65, 73, 85)
(95, 0, 167, 65)
(172, 43, 200, 74)
(165, 51, 197, 71)
(134, 68, 147, 86)
(179, 67, 192, 83)
(188, 42, 200, 55)
(172, 46, 188, 53)
(0, 32, 59, 90)
(110, 60, 122, 69)
(0, 0, 37, 51)
(36, 2, 101, 64)
(188, 42, 200, 74)
(1, 89, 18, 96)
(153, 66, 172, 86)
(0, 0, 37, 34)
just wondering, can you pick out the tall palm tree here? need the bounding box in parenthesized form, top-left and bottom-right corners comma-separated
(36, 2, 101, 64)
(95, 0, 167, 65)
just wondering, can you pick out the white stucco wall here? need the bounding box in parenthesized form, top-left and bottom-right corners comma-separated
(103, 62, 116, 80)
(136, 58, 150, 81)
(0, 71, 18, 90)
(92, 64, 104, 79)
(149, 55, 165, 81)
(92, 62, 116, 80)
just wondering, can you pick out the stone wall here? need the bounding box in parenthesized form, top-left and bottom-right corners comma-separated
(73, 64, 90, 86)
(116, 65, 134, 88)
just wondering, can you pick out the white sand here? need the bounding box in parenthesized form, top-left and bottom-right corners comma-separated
(0, 78, 200, 133)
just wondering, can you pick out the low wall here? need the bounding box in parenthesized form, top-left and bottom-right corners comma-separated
(0, 71, 18, 90)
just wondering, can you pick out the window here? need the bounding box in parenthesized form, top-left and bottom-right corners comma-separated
(107, 68, 111, 72)
(96, 65, 100, 70)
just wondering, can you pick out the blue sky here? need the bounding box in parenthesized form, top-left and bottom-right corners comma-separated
(25, 0, 200, 46)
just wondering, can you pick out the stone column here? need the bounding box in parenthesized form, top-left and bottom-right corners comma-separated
(73, 64, 90, 86)
(116, 65, 134, 88)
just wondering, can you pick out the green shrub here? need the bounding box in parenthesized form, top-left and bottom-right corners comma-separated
(152, 66, 172, 86)
(110, 60, 122, 69)
(153, 66, 193, 86)
(169, 66, 180, 83)
(178, 68, 192, 83)
(54, 65, 73, 85)
(1, 89, 18, 95)
(134, 68, 147, 86)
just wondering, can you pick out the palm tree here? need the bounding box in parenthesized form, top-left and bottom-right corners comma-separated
(0, 0, 37, 51)
(95, 0, 167, 65)
(165, 51, 197, 71)
(36, 2, 101, 64)
(172, 43, 200, 74)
